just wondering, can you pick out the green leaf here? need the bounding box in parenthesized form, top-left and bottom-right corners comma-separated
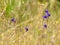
(5, 5, 12, 15)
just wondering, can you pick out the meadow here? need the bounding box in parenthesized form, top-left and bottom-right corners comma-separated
(0, 0, 60, 45)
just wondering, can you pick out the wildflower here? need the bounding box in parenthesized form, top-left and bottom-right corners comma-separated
(43, 15, 47, 19)
(44, 24, 47, 28)
(47, 13, 50, 17)
(25, 27, 28, 32)
(11, 17, 16, 24)
(11, 18, 15, 22)
(45, 10, 48, 13)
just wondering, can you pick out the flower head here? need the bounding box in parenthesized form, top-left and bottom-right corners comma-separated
(43, 15, 47, 19)
(11, 18, 16, 22)
(25, 27, 28, 32)
(44, 24, 47, 28)
(45, 10, 48, 13)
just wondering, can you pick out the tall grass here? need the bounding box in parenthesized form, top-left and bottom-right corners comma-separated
(0, 0, 60, 45)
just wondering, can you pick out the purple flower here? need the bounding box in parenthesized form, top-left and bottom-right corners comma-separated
(45, 10, 51, 17)
(47, 13, 50, 16)
(45, 10, 48, 13)
(11, 18, 15, 22)
(43, 15, 47, 19)
(25, 27, 28, 32)
(44, 24, 47, 28)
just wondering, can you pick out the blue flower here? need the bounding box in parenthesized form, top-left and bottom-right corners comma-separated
(43, 15, 47, 19)
(11, 18, 15, 22)
(47, 13, 50, 16)
(45, 9, 51, 17)
(44, 24, 47, 28)
(45, 10, 48, 13)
